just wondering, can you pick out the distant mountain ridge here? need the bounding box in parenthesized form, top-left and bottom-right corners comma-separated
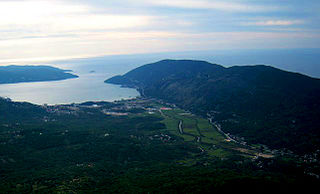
(106, 59, 320, 154)
(0, 65, 78, 84)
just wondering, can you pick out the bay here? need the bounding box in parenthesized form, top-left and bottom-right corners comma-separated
(0, 71, 139, 105)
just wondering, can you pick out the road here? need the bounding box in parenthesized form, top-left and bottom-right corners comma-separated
(209, 118, 237, 143)
(178, 120, 183, 134)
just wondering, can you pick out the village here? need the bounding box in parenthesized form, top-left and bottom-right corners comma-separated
(42, 97, 174, 118)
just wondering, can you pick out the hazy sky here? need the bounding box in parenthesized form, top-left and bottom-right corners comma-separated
(0, 0, 319, 64)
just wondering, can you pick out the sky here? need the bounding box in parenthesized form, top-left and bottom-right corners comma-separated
(0, 0, 320, 64)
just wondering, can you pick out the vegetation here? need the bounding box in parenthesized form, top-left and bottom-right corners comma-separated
(106, 59, 320, 154)
(0, 97, 319, 193)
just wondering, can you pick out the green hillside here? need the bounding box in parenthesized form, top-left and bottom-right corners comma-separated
(106, 59, 320, 154)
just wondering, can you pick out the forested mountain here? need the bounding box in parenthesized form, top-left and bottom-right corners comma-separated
(0, 65, 78, 84)
(106, 59, 320, 154)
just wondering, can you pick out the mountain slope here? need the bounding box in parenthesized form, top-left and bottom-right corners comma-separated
(106, 59, 320, 154)
(0, 65, 78, 84)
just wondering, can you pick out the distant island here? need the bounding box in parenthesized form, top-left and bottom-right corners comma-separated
(106, 59, 320, 154)
(0, 65, 78, 84)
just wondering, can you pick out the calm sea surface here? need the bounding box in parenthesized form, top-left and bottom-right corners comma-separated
(0, 70, 139, 105)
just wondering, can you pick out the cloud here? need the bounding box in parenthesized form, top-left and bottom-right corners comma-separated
(242, 20, 304, 26)
(0, 0, 319, 64)
(133, 0, 282, 12)
(0, 1, 152, 40)
(2, 29, 319, 64)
